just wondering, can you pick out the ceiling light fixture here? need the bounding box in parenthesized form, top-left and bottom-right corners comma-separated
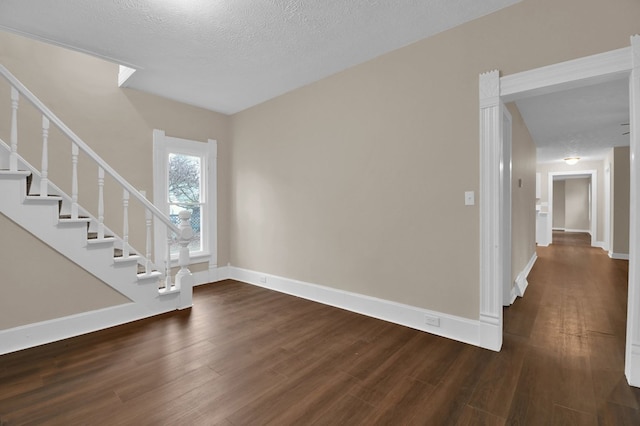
(564, 157, 580, 165)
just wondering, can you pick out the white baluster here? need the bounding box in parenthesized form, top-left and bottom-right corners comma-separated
(164, 238, 172, 290)
(140, 190, 152, 275)
(40, 116, 50, 197)
(9, 87, 19, 171)
(97, 167, 105, 239)
(71, 143, 79, 219)
(122, 189, 129, 258)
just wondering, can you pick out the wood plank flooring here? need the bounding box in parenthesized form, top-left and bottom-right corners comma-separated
(1, 236, 640, 424)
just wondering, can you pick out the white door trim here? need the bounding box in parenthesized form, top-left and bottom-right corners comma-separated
(480, 36, 640, 388)
(548, 170, 598, 247)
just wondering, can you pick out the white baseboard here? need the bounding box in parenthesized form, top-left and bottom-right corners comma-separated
(609, 252, 630, 260)
(515, 253, 538, 298)
(552, 227, 565, 231)
(227, 266, 485, 349)
(0, 303, 165, 356)
(627, 344, 640, 387)
(564, 228, 591, 234)
(594, 241, 608, 250)
(192, 264, 231, 286)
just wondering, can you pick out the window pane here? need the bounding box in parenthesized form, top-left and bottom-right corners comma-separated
(169, 204, 203, 255)
(168, 153, 201, 203)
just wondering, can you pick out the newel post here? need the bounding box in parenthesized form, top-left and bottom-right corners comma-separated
(175, 210, 194, 309)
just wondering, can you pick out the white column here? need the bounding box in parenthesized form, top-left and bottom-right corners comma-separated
(479, 70, 503, 351)
(39, 116, 50, 197)
(71, 143, 79, 219)
(9, 87, 19, 171)
(97, 167, 105, 239)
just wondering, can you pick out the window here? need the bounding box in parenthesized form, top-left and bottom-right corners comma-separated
(153, 130, 217, 265)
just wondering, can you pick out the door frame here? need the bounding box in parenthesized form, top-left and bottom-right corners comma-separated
(548, 170, 597, 247)
(479, 36, 640, 387)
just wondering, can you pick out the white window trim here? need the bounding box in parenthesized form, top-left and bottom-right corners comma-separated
(152, 129, 217, 268)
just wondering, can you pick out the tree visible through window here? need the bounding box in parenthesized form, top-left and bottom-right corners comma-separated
(168, 153, 203, 255)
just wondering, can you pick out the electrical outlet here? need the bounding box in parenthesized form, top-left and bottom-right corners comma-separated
(424, 314, 440, 327)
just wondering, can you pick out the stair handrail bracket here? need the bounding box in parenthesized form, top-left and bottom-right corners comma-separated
(0, 64, 191, 305)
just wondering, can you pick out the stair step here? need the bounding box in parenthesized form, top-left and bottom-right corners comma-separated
(87, 232, 114, 240)
(0, 170, 31, 177)
(59, 214, 90, 220)
(24, 195, 63, 203)
(113, 248, 138, 258)
(87, 237, 116, 245)
(137, 270, 162, 280)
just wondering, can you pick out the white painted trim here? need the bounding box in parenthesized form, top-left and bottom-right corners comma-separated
(548, 170, 598, 247)
(515, 253, 538, 298)
(118, 65, 136, 87)
(0, 303, 165, 356)
(152, 130, 217, 271)
(626, 34, 640, 387)
(501, 47, 631, 102)
(552, 227, 566, 231)
(610, 252, 630, 260)
(192, 265, 231, 286)
(502, 105, 513, 307)
(594, 241, 608, 250)
(478, 70, 504, 351)
(228, 266, 483, 348)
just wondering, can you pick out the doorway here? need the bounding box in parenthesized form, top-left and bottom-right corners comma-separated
(548, 171, 598, 247)
(479, 37, 640, 386)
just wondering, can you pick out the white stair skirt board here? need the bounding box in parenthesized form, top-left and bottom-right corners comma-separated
(0, 303, 155, 355)
(226, 266, 486, 349)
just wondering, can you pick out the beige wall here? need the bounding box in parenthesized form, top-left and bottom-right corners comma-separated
(0, 30, 231, 268)
(565, 178, 591, 231)
(0, 213, 130, 330)
(231, 0, 640, 319)
(537, 160, 605, 243)
(613, 147, 630, 255)
(508, 103, 537, 288)
(553, 180, 566, 229)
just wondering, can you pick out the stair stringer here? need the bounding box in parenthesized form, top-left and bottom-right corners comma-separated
(0, 170, 193, 355)
(0, 174, 181, 310)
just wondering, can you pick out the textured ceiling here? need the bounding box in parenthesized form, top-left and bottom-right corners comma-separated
(515, 78, 630, 164)
(0, 0, 520, 114)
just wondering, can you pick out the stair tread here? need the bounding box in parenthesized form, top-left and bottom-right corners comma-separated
(113, 248, 138, 257)
(0, 170, 31, 175)
(87, 232, 114, 239)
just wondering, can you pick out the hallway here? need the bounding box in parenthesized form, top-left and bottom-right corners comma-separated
(504, 232, 638, 423)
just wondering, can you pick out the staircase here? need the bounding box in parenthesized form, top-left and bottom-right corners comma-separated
(0, 65, 194, 355)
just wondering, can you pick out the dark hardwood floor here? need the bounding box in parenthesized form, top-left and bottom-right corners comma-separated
(1, 238, 639, 425)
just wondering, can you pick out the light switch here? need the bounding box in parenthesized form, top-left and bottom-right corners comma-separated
(465, 191, 475, 206)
